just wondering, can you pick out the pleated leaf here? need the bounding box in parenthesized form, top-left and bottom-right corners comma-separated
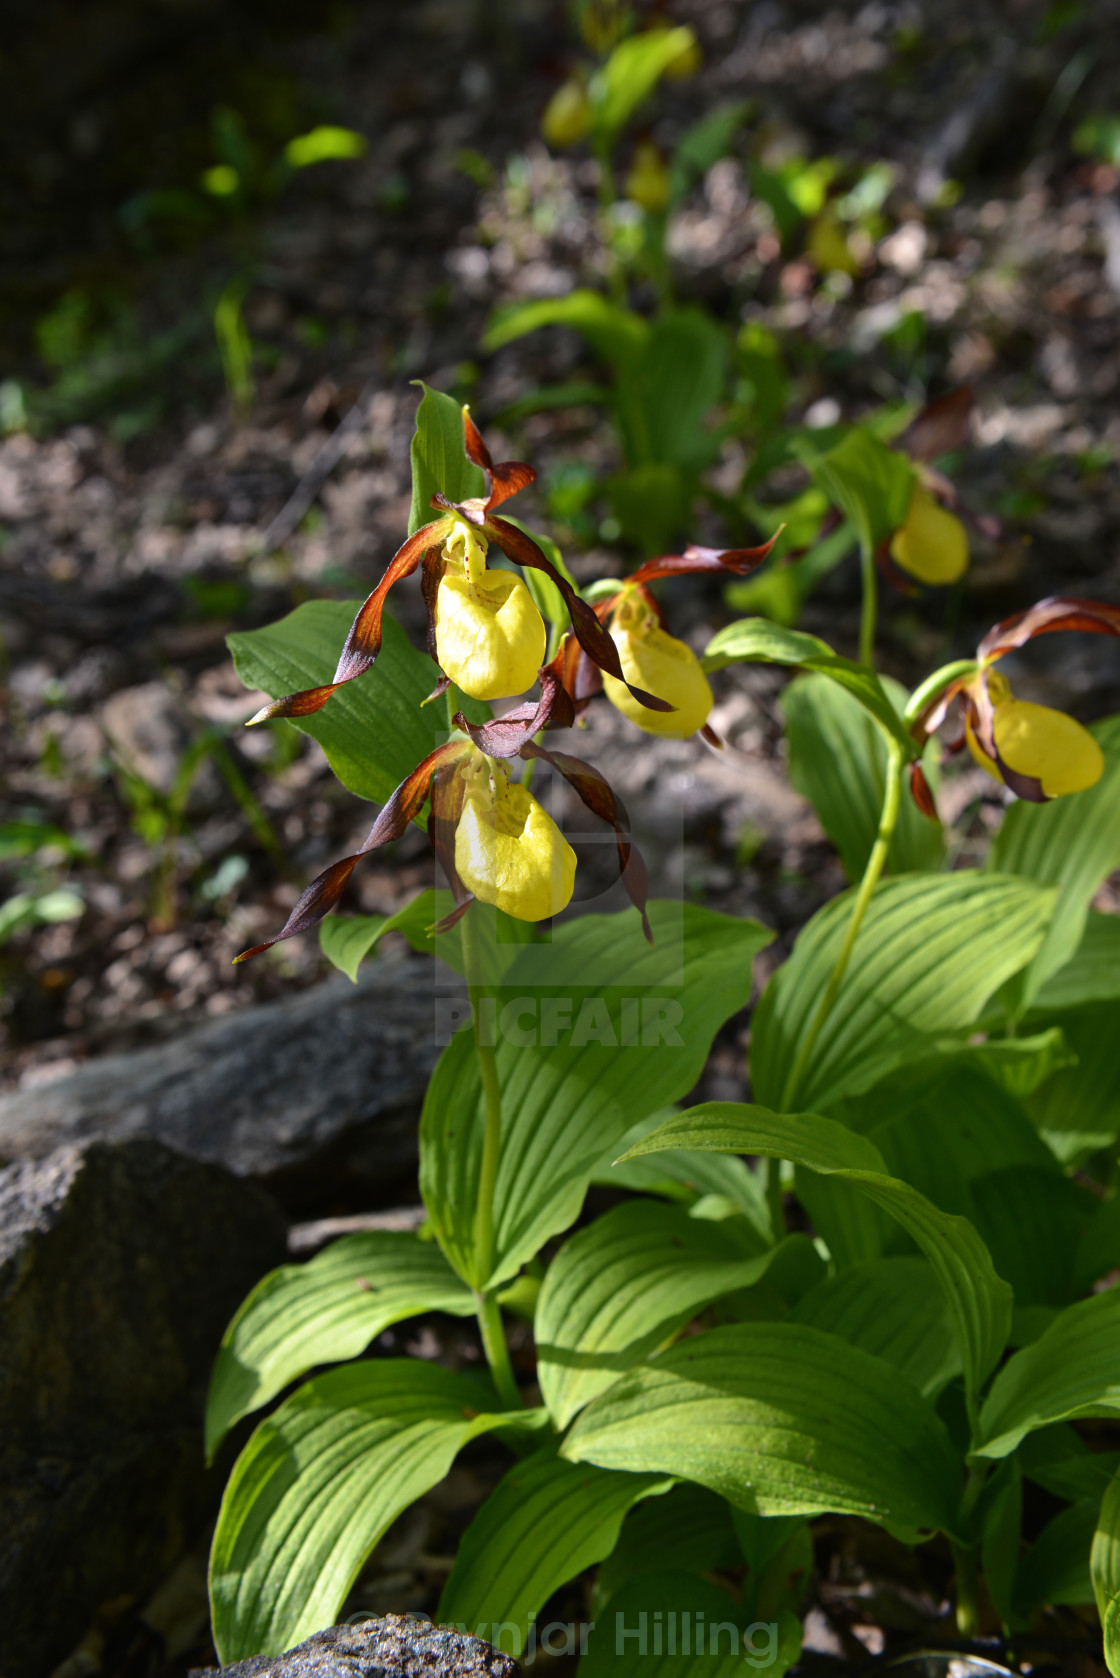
(781, 671, 943, 881)
(1093, 1468, 1120, 1675)
(989, 715, 1120, 1012)
(1015, 1500, 1096, 1612)
(205, 1232, 474, 1459)
(228, 602, 447, 806)
(703, 618, 911, 748)
(789, 1256, 960, 1397)
(562, 1322, 962, 1542)
(750, 872, 1055, 1113)
(976, 1287, 1120, 1459)
(420, 901, 772, 1289)
(535, 1201, 783, 1428)
(1027, 1001, 1120, 1166)
(408, 381, 485, 536)
(438, 1453, 671, 1652)
(1032, 910, 1120, 1012)
(581, 1569, 800, 1678)
(619, 1103, 1013, 1399)
(210, 1361, 520, 1661)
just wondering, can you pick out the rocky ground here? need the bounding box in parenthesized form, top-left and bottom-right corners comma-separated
(2, 1, 1120, 1674)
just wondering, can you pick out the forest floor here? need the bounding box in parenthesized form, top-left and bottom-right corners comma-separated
(2, 1, 1120, 1671)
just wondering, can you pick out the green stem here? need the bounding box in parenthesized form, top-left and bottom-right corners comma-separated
(903, 659, 980, 727)
(858, 541, 878, 670)
(950, 1461, 991, 1637)
(781, 736, 905, 1111)
(461, 910, 521, 1409)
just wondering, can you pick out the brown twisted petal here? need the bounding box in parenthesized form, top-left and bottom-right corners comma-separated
(246, 518, 452, 724)
(909, 761, 939, 821)
(428, 758, 471, 915)
(461, 407, 536, 512)
(485, 515, 673, 714)
(544, 634, 603, 715)
(520, 741, 652, 943)
(420, 543, 443, 662)
(626, 531, 781, 585)
(899, 386, 973, 463)
(451, 670, 574, 757)
(978, 596, 1120, 664)
(234, 739, 471, 961)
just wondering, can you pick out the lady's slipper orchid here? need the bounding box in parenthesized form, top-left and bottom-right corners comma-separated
(247, 408, 669, 725)
(912, 596, 1120, 804)
(546, 534, 779, 740)
(455, 755, 576, 921)
(889, 483, 968, 587)
(234, 672, 650, 961)
(624, 142, 671, 213)
(434, 520, 546, 700)
(601, 585, 713, 737)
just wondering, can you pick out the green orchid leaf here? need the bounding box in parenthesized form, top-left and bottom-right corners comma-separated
(228, 601, 447, 807)
(796, 427, 914, 557)
(408, 381, 485, 536)
(990, 715, 1120, 1012)
(421, 901, 772, 1290)
(750, 872, 1056, 1113)
(781, 670, 943, 880)
(438, 1452, 672, 1653)
(1093, 1468, 1120, 1674)
(595, 1484, 742, 1607)
(1028, 1002, 1120, 1166)
(582, 1569, 800, 1678)
(535, 1200, 785, 1428)
(1017, 1500, 1097, 1613)
(562, 1322, 962, 1542)
(204, 1232, 474, 1459)
(618, 1103, 1013, 1401)
(483, 290, 649, 370)
(789, 1256, 960, 1397)
(702, 618, 912, 750)
(1031, 910, 1120, 1012)
(590, 27, 697, 148)
(976, 1288, 1120, 1459)
(209, 1361, 535, 1661)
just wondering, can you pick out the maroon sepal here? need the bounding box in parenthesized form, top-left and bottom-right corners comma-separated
(432, 896, 476, 934)
(700, 722, 724, 749)
(425, 674, 453, 705)
(461, 407, 536, 513)
(544, 635, 603, 717)
(875, 534, 920, 598)
(626, 531, 781, 585)
(908, 761, 939, 821)
(452, 670, 574, 757)
(900, 386, 974, 463)
(247, 517, 453, 724)
(428, 758, 471, 910)
(978, 596, 1120, 664)
(234, 739, 471, 961)
(420, 543, 443, 663)
(484, 515, 673, 714)
(520, 741, 652, 943)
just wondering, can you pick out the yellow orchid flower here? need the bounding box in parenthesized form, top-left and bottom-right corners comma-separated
(455, 757, 576, 922)
(890, 482, 969, 586)
(624, 142, 670, 213)
(435, 520, 546, 701)
(911, 596, 1120, 805)
(542, 79, 591, 148)
(602, 587, 713, 737)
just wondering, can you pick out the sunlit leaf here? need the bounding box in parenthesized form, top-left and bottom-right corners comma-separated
(204, 1233, 473, 1459)
(421, 902, 772, 1289)
(796, 427, 914, 556)
(1093, 1468, 1120, 1674)
(789, 1256, 960, 1397)
(750, 872, 1055, 1113)
(483, 290, 649, 370)
(976, 1288, 1120, 1459)
(562, 1322, 962, 1541)
(408, 381, 485, 536)
(438, 1452, 671, 1652)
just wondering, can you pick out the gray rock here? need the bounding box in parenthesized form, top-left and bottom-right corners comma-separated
(190, 1617, 519, 1678)
(0, 955, 444, 1213)
(0, 1138, 288, 1678)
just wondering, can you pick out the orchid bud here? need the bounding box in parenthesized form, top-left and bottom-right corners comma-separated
(890, 483, 968, 586)
(455, 759, 577, 923)
(624, 142, 670, 213)
(435, 520, 547, 701)
(542, 80, 590, 148)
(602, 590, 712, 737)
(967, 672, 1104, 798)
